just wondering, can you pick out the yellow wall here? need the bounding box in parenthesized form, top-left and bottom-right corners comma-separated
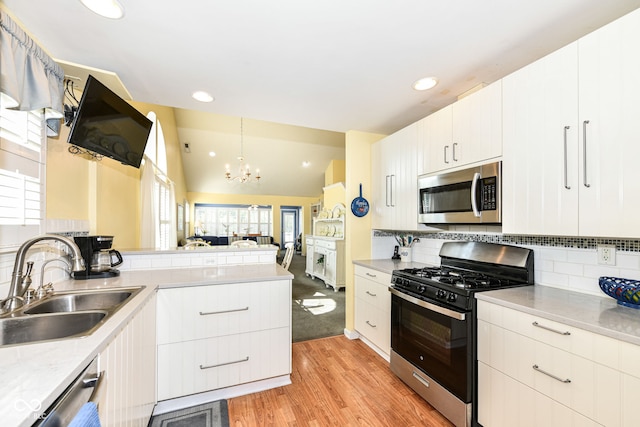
(324, 159, 345, 187)
(344, 130, 385, 330)
(187, 192, 320, 246)
(322, 183, 345, 211)
(46, 101, 187, 249)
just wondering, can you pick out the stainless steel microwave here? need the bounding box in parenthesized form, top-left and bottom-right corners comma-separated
(418, 161, 501, 225)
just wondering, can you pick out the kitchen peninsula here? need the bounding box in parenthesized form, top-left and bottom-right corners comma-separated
(1, 244, 292, 427)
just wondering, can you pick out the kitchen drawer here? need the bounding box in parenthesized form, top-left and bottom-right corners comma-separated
(477, 300, 619, 369)
(355, 276, 390, 311)
(478, 362, 602, 427)
(157, 280, 290, 344)
(355, 297, 390, 355)
(354, 265, 392, 287)
(314, 239, 336, 250)
(157, 327, 291, 400)
(478, 318, 620, 426)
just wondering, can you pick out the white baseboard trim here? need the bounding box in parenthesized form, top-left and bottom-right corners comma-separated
(357, 334, 390, 363)
(343, 328, 359, 340)
(152, 374, 292, 415)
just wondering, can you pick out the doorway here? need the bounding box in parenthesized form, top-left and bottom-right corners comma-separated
(280, 206, 301, 249)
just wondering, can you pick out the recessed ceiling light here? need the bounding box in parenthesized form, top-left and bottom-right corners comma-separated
(209, 151, 216, 157)
(412, 77, 439, 91)
(79, 0, 125, 19)
(192, 91, 214, 103)
(302, 161, 310, 167)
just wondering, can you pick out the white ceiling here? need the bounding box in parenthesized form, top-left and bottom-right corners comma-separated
(4, 1, 640, 196)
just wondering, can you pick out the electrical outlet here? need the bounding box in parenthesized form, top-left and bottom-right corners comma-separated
(597, 244, 616, 265)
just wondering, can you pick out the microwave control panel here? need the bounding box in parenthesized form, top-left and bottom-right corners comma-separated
(480, 177, 497, 211)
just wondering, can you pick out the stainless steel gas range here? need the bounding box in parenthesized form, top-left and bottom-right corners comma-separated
(389, 241, 534, 427)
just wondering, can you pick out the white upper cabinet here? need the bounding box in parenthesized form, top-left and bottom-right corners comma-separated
(502, 42, 579, 235)
(371, 122, 418, 230)
(577, 9, 640, 237)
(503, 8, 640, 237)
(420, 81, 502, 175)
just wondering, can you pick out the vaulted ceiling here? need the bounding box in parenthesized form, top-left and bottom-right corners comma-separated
(4, 1, 640, 196)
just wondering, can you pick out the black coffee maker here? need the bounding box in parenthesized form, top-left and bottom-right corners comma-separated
(73, 235, 123, 279)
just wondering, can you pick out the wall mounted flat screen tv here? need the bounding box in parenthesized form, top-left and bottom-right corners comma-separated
(67, 75, 152, 168)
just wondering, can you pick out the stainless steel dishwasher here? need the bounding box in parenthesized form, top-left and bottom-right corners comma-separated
(34, 357, 103, 426)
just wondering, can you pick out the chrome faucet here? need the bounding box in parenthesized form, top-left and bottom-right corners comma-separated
(2, 234, 85, 312)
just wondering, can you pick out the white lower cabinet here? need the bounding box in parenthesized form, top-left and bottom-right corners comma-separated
(477, 300, 640, 427)
(156, 280, 291, 401)
(354, 265, 391, 357)
(306, 237, 345, 291)
(97, 293, 157, 427)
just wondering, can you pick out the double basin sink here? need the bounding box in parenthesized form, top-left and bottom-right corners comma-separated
(0, 287, 144, 347)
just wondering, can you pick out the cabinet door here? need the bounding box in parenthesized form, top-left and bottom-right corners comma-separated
(305, 243, 314, 276)
(502, 42, 579, 235)
(578, 8, 640, 238)
(424, 105, 453, 174)
(98, 293, 157, 426)
(451, 80, 503, 166)
(324, 249, 336, 286)
(371, 136, 392, 229)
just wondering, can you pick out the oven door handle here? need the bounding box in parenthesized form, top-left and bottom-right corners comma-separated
(471, 172, 481, 217)
(389, 288, 466, 321)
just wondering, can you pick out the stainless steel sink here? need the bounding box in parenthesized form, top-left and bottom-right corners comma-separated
(0, 311, 107, 346)
(0, 286, 144, 347)
(24, 288, 141, 314)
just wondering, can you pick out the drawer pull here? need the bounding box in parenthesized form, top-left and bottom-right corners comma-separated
(200, 357, 249, 370)
(365, 291, 377, 297)
(412, 371, 430, 388)
(532, 364, 571, 383)
(365, 320, 377, 328)
(532, 321, 570, 336)
(199, 306, 249, 316)
(365, 272, 377, 278)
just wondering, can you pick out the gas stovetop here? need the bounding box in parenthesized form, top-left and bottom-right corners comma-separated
(390, 241, 535, 311)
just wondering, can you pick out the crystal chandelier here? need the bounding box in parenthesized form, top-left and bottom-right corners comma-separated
(225, 118, 261, 183)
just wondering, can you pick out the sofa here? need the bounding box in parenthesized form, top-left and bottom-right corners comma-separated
(187, 235, 279, 247)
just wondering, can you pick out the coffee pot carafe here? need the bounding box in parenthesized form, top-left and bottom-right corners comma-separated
(73, 235, 123, 279)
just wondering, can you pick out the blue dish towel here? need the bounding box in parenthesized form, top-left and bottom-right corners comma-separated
(69, 402, 101, 427)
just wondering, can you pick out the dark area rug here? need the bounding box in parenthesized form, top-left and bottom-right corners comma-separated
(148, 400, 229, 427)
(288, 253, 345, 342)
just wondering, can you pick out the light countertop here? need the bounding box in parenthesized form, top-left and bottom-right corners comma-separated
(476, 285, 640, 346)
(352, 258, 432, 275)
(1, 264, 293, 427)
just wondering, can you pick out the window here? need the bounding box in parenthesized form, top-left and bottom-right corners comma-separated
(0, 101, 45, 249)
(141, 112, 175, 249)
(194, 204, 272, 237)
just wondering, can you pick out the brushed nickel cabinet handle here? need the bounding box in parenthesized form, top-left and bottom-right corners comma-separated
(452, 142, 458, 162)
(532, 321, 571, 336)
(385, 175, 391, 207)
(365, 320, 377, 328)
(199, 306, 249, 316)
(365, 272, 377, 278)
(532, 364, 571, 383)
(564, 126, 571, 190)
(365, 291, 377, 297)
(444, 145, 449, 164)
(583, 120, 591, 188)
(200, 357, 249, 370)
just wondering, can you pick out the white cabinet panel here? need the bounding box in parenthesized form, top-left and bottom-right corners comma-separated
(98, 293, 157, 427)
(157, 280, 290, 344)
(157, 328, 290, 401)
(354, 266, 391, 356)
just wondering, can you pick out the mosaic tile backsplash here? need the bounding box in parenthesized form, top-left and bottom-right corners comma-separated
(372, 230, 640, 297)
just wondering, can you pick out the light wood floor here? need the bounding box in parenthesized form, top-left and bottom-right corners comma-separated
(228, 335, 454, 426)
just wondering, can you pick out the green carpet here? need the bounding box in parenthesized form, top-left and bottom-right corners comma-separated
(288, 253, 345, 342)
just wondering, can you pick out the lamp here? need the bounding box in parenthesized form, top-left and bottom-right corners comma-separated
(225, 118, 261, 183)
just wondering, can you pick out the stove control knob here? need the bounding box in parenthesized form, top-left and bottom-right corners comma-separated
(436, 289, 446, 299)
(417, 285, 426, 294)
(447, 293, 457, 302)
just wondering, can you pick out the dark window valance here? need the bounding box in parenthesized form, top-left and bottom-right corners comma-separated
(0, 9, 65, 136)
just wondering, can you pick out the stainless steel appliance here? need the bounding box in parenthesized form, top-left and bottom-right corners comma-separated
(418, 161, 501, 225)
(73, 235, 123, 280)
(389, 241, 534, 427)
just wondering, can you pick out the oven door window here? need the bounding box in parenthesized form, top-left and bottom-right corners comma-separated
(391, 294, 472, 402)
(420, 181, 473, 214)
